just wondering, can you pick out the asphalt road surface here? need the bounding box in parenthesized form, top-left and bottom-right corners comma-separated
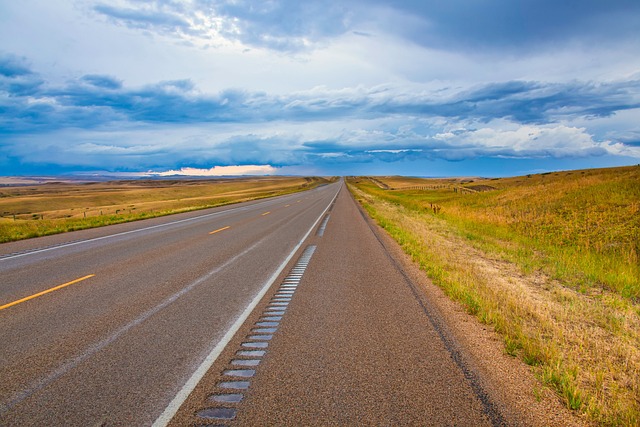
(0, 182, 340, 426)
(1, 179, 524, 426)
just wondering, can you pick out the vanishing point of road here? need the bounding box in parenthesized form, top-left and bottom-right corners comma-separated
(1, 179, 518, 426)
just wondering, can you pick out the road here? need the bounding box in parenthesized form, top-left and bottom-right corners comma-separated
(166, 184, 511, 426)
(0, 182, 340, 426)
(1, 178, 548, 426)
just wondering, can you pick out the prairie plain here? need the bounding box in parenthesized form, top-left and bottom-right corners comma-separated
(0, 176, 329, 243)
(349, 166, 640, 426)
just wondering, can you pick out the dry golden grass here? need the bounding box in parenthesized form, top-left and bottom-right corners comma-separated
(0, 177, 329, 242)
(349, 167, 640, 426)
(358, 167, 640, 298)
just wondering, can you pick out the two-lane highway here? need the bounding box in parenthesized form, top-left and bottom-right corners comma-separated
(0, 181, 341, 426)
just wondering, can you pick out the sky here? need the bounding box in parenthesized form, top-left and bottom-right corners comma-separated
(1, 0, 639, 177)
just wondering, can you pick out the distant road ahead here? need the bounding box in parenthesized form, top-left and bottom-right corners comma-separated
(0, 182, 340, 426)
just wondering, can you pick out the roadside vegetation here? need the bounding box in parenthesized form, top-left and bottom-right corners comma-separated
(348, 165, 640, 426)
(0, 177, 330, 243)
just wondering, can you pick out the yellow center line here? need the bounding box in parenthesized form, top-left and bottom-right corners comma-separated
(261, 211, 271, 216)
(209, 226, 231, 235)
(284, 204, 290, 207)
(0, 274, 95, 311)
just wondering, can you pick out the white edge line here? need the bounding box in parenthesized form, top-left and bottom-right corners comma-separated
(151, 183, 341, 427)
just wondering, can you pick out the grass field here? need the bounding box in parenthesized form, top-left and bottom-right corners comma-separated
(349, 166, 640, 426)
(0, 176, 330, 243)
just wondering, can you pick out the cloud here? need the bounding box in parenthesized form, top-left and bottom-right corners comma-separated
(88, 0, 640, 55)
(297, 121, 635, 163)
(152, 165, 278, 176)
(615, 131, 640, 147)
(440, 80, 640, 123)
(3, 51, 639, 137)
(0, 53, 44, 96)
(2, 43, 640, 175)
(0, 53, 33, 77)
(431, 124, 610, 159)
(378, 0, 640, 52)
(0, 58, 640, 132)
(94, 3, 191, 32)
(214, 0, 351, 51)
(81, 74, 123, 90)
(2, 116, 639, 176)
(91, 0, 352, 52)
(2, 1, 639, 177)
(2, 62, 639, 168)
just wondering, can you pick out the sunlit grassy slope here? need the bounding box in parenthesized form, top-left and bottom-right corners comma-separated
(361, 167, 639, 298)
(349, 166, 640, 426)
(0, 177, 330, 242)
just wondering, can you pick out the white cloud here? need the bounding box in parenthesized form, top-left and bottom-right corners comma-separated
(431, 123, 629, 158)
(152, 165, 278, 176)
